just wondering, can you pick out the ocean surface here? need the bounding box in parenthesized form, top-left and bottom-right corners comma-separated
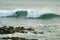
(0, 0, 60, 40)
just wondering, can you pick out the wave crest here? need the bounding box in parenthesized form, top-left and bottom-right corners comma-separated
(0, 9, 60, 19)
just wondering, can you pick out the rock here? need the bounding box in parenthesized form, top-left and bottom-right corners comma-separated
(0, 26, 35, 34)
(26, 28, 34, 31)
(31, 39, 38, 40)
(7, 26, 14, 34)
(33, 31, 38, 34)
(39, 32, 44, 34)
(16, 27, 27, 33)
(12, 37, 28, 40)
(0, 26, 8, 34)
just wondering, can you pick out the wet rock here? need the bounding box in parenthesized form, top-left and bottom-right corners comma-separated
(0, 26, 35, 34)
(0, 27, 3, 34)
(39, 32, 44, 34)
(33, 31, 38, 34)
(16, 27, 27, 33)
(8, 26, 14, 29)
(0, 26, 8, 34)
(7, 26, 14, 33)
(31, 39, 38, 40)
(11, 37, 28, 40)
(26, 28, 34, 31)
(2, 37, 38, 40)
(16, 26, 25, 29)
(16, 29, 27, 33)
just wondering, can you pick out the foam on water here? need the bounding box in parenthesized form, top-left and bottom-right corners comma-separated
(27, 10, 40, 18)
(0, 10, 16, 17)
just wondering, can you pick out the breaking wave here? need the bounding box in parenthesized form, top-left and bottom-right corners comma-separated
(0, 9, 60, 19)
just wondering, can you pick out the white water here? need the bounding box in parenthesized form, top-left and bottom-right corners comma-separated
(27, 8, 54, 18)
(0, 10, 16, 17)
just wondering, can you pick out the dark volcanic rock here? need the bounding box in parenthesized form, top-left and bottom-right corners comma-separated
(26, 28, 35, 31)
(39, 32, 44, 34)
(2, 37, 38, 40)
(0, 26, 35, 34)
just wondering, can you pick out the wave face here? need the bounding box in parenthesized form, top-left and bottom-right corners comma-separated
(38, 13, 60, 19)
(0, 9, 60, 19)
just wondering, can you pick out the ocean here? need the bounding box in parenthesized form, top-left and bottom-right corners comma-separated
(0, 0, 60, 40)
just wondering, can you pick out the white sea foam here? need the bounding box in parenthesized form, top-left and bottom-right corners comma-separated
(0, 10, 16, 17)
(27, 10, 40, 18)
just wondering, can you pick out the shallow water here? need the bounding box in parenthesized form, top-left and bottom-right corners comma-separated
(0, 17, 60, 27)
(0, 17, 60, 40)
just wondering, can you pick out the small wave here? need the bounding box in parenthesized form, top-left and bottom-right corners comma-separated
(26, 10, 60, 19)
(0, 9, 28, 18)
(38, 13, 60, 19)
(0, 9, 60, 19)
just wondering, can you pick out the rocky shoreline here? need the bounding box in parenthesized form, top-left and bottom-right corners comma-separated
(0, 26, 44, 34)
(0, 26, 45, 40)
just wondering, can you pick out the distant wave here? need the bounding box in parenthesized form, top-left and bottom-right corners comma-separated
(27, 11, 60, 19)
(38, 13, 60, 19)
(0, 9, 60, 19)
